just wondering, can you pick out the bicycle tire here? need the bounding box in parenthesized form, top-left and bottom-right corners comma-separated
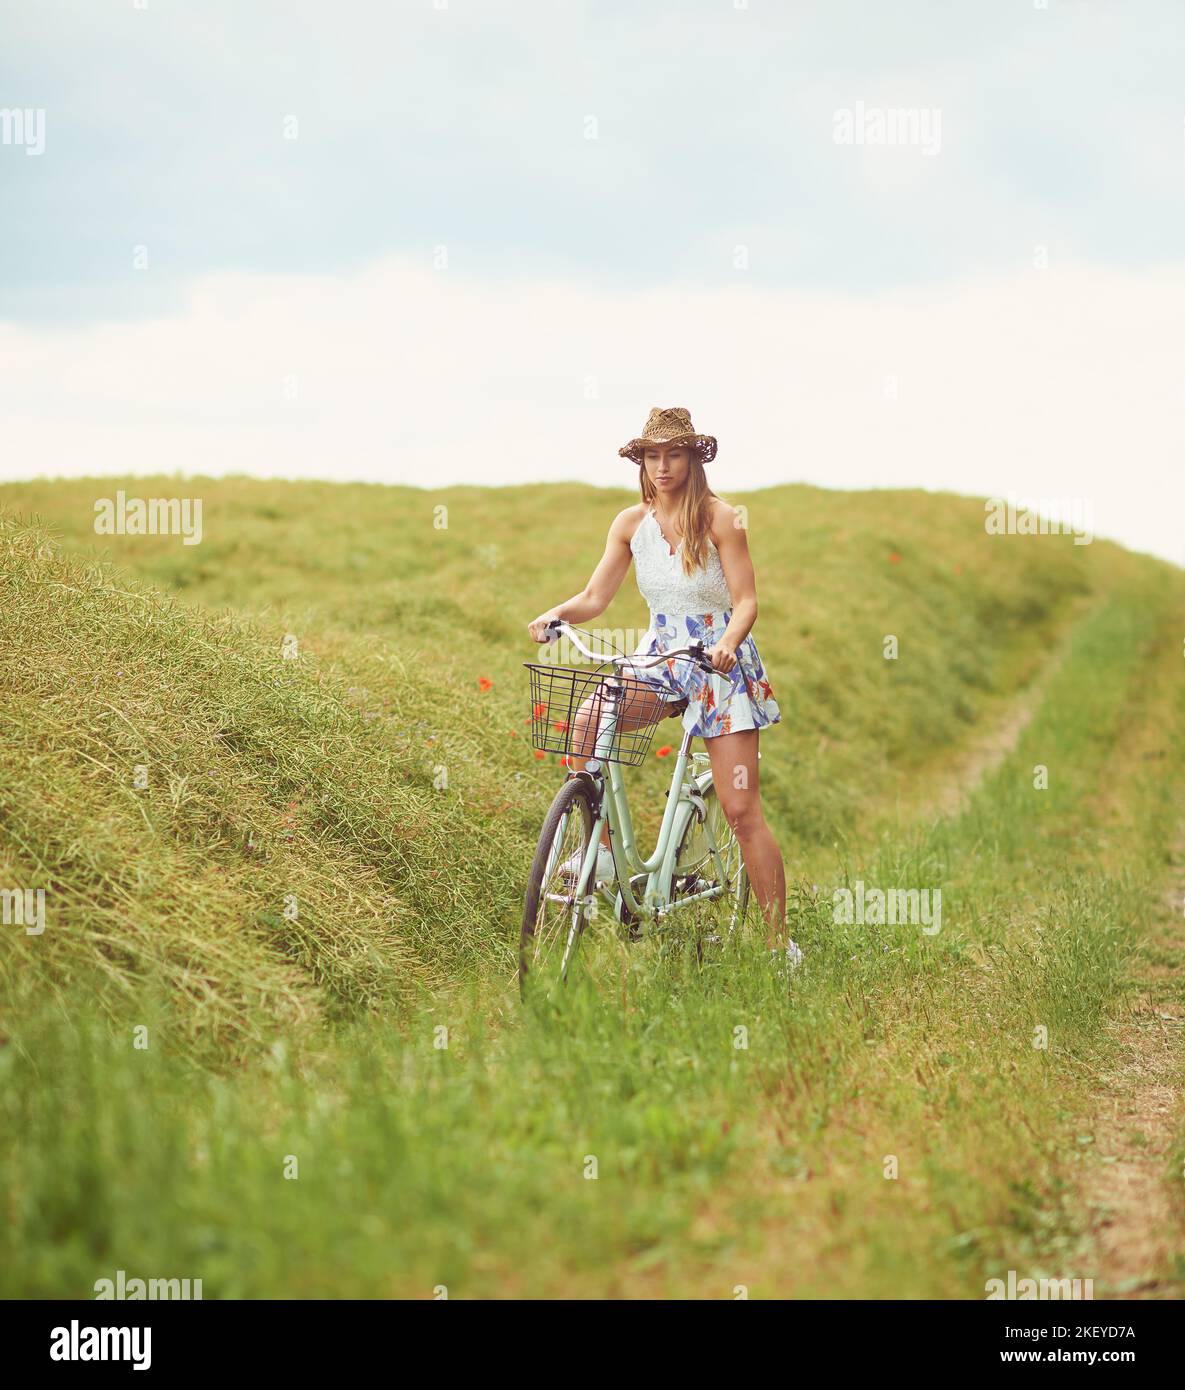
(519, 776, 599, 998)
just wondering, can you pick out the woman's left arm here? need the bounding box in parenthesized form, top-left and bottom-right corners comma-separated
(707, 504, 758, 674)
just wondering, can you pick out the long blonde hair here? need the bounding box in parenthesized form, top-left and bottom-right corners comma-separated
(639, 450, 720, 577)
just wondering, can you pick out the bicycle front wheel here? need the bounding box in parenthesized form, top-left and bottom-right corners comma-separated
(519, 776, 599, 999)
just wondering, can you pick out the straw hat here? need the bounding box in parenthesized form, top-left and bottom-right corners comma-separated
(618, 406, 717, 465)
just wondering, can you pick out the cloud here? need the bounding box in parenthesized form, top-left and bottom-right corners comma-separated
(4, 0, 1185, 315)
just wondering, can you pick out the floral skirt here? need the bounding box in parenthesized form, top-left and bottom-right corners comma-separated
(630, 610, 781, 739)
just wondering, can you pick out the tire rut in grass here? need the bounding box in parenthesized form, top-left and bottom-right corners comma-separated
(1072, 610, 1185, 1298)
(1077, 826, 1185, 1297)
(927, 606, 1085, 822)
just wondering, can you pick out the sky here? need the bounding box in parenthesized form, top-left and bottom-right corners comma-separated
(1, 0, 1182, 565)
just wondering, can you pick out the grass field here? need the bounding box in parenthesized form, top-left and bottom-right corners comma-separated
(2, 475, 1184, 1298)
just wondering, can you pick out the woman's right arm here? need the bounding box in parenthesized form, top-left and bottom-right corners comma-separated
(527, 507, 637, 641)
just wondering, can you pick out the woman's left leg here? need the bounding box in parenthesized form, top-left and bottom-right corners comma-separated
(704, 729, 786, 948)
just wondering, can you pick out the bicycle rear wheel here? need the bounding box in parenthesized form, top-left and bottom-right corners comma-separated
(519, 777, 599, 999)
(674, 781, 750, 933)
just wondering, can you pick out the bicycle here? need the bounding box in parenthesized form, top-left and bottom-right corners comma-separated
(519, 618, 750, 997)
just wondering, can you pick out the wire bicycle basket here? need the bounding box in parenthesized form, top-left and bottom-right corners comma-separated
(524, 660, 674, 767)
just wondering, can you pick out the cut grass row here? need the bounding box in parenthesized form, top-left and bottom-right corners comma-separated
(4, 563, 1181, 1296)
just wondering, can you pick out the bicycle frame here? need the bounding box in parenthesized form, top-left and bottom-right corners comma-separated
(564, 672, 735, 933)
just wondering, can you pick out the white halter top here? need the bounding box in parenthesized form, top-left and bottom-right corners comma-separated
(629, 506, 733, 616)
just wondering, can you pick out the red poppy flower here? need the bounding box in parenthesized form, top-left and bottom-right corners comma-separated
(656, 745, 672, 757)
(533, 702, 546, 718)
(478, 676, 493, 691)
(889, 552, 901, 565)
(534, 750, 546, 760)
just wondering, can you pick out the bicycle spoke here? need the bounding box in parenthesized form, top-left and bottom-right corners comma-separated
(672, 782, 750, 939)
(557, 905, 583, 978)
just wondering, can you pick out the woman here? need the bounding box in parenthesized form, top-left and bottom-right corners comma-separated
(527, 406, 802, 969)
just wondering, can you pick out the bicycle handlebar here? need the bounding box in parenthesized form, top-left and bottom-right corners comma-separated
(537, 618, 716, 675)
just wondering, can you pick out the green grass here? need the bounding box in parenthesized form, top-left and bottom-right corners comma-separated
(1, 476, 1183, 1297)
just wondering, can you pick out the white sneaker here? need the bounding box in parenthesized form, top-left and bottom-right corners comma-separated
(560, 843, 616, 887)
(770, 941, 805, 972)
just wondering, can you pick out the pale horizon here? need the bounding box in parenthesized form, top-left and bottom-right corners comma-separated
(3, 1, 1182, 568)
